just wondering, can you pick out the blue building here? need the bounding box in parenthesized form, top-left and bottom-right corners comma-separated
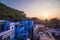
(0, 20, 34, 40)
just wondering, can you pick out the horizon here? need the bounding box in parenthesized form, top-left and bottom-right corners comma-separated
(1, 0, 60, 20)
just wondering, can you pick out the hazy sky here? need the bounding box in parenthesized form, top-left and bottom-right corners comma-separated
(1, 0, 60, 19)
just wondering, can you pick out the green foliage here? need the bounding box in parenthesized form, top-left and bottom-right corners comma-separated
(49, 18, 59, 28)
(45, 18, 60, 28)
(0, 2, 26, 21)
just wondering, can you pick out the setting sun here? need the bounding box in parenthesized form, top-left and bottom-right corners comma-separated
(43, 14, 49, 19)
(44, 15, 48, 18)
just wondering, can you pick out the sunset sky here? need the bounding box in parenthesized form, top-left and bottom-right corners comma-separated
(1, 0, 60, 20)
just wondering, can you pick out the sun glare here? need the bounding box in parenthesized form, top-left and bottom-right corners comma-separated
(43, 14, 49, 19)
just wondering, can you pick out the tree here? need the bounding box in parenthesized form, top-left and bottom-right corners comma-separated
(44, 19, 49, 27)
(49, 18, 59, 28)
(0, 2, 27, 21)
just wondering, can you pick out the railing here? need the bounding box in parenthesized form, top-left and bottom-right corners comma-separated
(39, 32, 55, 40)
(0, 30, 14, 40)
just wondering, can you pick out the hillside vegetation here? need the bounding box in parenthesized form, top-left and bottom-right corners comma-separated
(0, 2, 27, 21)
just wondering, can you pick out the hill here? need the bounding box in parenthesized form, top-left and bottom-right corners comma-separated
(0, 2, 27, 21)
